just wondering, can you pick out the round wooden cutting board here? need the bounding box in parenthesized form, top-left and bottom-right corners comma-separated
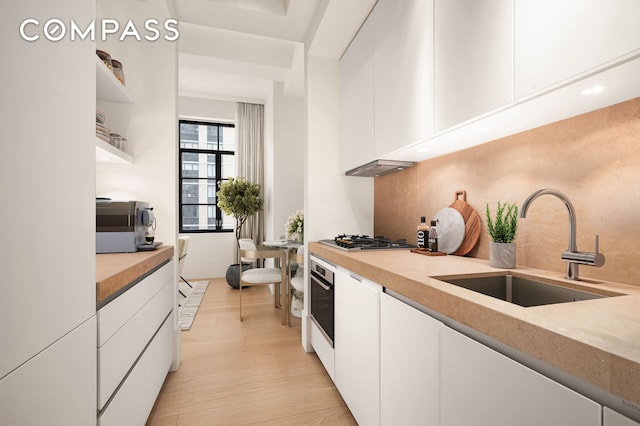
(449, 190, 482, 256)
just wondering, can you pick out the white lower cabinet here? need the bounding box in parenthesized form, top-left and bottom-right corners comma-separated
(97, 260, 175, 424)
(322, 260, 630, 426)
(440, 326, 601, 426)
(98, 315, 173, 426)
(380, 293, 442, 425)
(334, 268, 381, 426)
(309, 255, 336, 381)
(309, 317, 335, 381)
(0, 317, 96, 426)
(604, 407, 640, 426)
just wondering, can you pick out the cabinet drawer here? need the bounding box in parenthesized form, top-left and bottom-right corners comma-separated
(98, 260, 173, 346)
(0, 317, 97, 426)
(98, 314, 173, 426)
(310, 319, 335, 382)
(98, 278, 173, 409)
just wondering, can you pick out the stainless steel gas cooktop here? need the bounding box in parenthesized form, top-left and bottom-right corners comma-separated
(319, 234, 416, 251)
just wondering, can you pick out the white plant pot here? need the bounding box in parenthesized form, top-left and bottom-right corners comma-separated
(489, 242, 516, 269)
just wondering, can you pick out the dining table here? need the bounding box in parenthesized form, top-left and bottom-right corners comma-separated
(261, 239, 302, 250)
(261, 239, 302, 274)
(261, 239, 303, 325)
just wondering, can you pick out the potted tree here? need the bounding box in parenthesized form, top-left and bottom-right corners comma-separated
(217, 177, 264, 288)
(485, 201, 519, 268)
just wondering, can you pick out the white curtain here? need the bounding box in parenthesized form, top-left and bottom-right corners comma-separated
(236, 102, 264, 246)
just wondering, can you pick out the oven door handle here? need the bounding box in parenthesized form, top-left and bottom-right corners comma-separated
(311, 274, 332, 291)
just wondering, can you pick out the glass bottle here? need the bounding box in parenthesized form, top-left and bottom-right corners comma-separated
(417, 216, 428, 249)
(428, 220, 438, 252)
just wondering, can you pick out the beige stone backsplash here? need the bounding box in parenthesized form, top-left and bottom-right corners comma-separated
(375, 97, 640, 287)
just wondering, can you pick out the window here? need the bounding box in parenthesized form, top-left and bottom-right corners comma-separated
(179, 120, 236, 232)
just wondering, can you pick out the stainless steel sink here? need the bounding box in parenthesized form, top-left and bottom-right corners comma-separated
(439, 274, 616, 307)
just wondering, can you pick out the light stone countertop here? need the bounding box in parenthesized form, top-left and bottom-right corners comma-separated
(309, 242, 640, 411)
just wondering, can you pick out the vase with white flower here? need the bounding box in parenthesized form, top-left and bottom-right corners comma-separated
(285, 209, 304, 243)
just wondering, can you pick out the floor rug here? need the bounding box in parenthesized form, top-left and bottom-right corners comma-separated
(179, 280, 209, 331)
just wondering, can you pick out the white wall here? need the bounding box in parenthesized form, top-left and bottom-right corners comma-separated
(95, 0, 178, 249)
(178, 96, 236, 279)
(177, 89, 304, 279)
(302, 55, 374, 351)
(267, 82, 305, 241)
(180, 232, 237, 280)
(306, 55, 374, 244)
(179, 96, 235, 122)
(263, 87, 275, 242)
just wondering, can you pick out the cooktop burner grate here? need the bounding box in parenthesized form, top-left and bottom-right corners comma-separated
(329, 234, 416, 250)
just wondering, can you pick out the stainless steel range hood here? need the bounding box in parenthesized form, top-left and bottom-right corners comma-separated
(345, 159, 415, 177)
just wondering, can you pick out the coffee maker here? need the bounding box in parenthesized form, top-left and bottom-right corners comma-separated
(96, 200, 162, 253)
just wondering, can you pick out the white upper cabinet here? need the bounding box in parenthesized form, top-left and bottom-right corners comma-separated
(374, 0, 435, 158)
(435, 0, 513, 132)
(340, 0, 640, 165)
(340, 10, 375, 172)
(515, 0, 640, 99)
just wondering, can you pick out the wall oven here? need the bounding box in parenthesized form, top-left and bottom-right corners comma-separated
(310, 257, 335, 347)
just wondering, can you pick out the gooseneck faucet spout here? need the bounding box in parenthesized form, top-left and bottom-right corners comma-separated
(519, 189, 604, 281)
(520, 189, 577, 252)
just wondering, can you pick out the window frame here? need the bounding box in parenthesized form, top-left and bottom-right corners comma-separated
(178, 119, 235, 234)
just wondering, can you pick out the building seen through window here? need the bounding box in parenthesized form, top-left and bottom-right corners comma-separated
(179, 120, 235, 232)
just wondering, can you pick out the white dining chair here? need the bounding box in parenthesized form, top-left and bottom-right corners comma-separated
(177, 236, 192, 300)
(239, 238, 259, 268)
(288, 245, 305, 326)
(238, 239, 287, 324)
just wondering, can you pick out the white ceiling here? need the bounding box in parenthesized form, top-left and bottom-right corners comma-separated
(169, 0, 376, 101)
(172, 0, 321, 43)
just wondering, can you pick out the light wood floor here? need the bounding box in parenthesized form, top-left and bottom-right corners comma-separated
(146, 278, 356, 425)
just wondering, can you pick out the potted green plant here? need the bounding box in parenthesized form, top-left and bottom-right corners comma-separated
(486, 201, 519, 268)
(217, 177, 264, 288)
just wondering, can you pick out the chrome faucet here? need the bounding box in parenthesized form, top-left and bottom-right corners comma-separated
(519, 189, 605, 281)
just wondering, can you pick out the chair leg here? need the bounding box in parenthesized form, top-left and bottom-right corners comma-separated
(286, 281, 291, 327)
(274, 283, 280, 308)
(239, 281, 243, 321)
(280, 283, 286, 326)
(180, 276, 193, 288)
